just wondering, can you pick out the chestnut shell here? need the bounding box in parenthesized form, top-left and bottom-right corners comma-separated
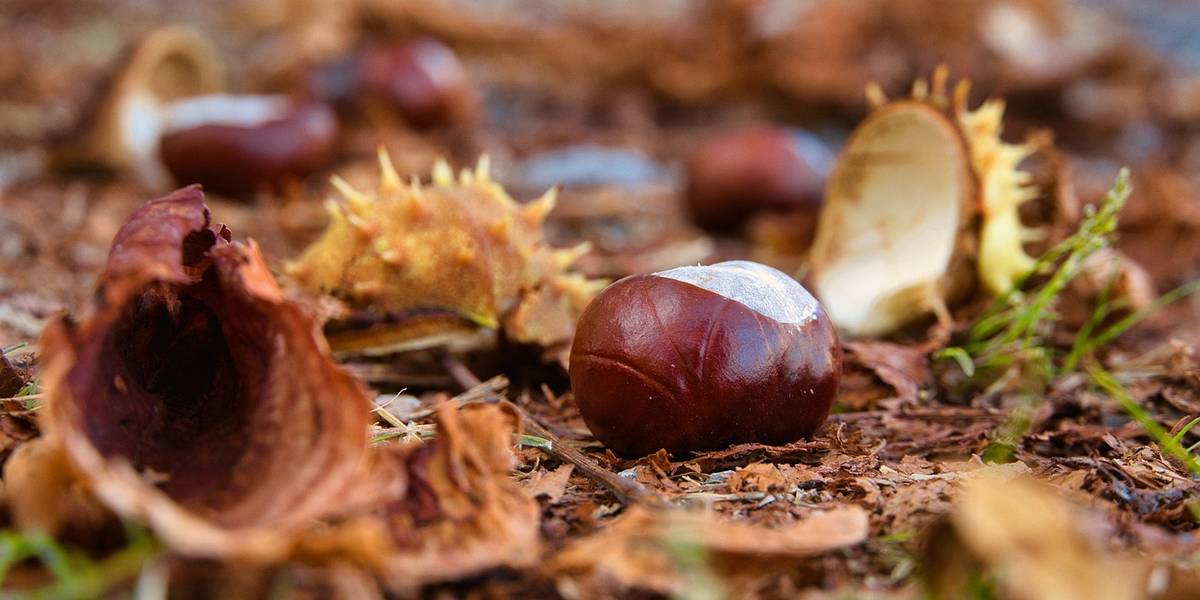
(569, 262, 840, 457)
(38, 186, 371, 557)
(160, 101, 338, 196)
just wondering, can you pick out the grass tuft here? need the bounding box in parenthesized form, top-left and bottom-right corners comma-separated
(937, 168, 1133, 384)
(0, 524, 159, 599)
(1089, 364, 1200, 477)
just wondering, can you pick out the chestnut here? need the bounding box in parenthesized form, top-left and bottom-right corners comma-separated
(358, 38, 472, 127)
(159, 95, 338, 196)
(684, 128, 833, 231)
(306, 38, 472, 127)
(569, 260, 841, 457)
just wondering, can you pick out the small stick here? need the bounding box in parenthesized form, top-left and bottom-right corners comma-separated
(443, 354, 483, 389)
(390, 375, 509, 422)
(442, 355, 659, 506)
(514, 403, 660, 507)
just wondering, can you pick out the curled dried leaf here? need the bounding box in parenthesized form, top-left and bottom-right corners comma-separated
(39, 186, 372, 560)
(1060, 248, 1156, 328)
(0, 352, 27, 397)
(843, 340, 934, 404)
(344, 403, 541, 591)
(280, 403, 541, 592)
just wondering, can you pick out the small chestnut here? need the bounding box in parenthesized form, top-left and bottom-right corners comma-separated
(159, 95, 339, 196)
(359, 38, 472, 127)
(569, 260, 841, 457)
(685, 128, 833, 231)
(305, 38, 472, 127)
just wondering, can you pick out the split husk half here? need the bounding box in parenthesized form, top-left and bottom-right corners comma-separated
(38, 186, 372, 559)
(52, 26, 226, 189)
(810, 67, 1041, 337)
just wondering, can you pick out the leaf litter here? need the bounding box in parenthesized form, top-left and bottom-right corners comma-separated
(2, 2, 1200, 598)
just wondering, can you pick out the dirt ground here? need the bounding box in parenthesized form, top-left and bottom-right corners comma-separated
(3, 1, 1200, 598)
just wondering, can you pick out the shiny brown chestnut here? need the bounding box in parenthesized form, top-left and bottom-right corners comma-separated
(685, 128, 832, 231)
(569, 260, 841, 457)
(159, 95, 338, 196)
(358, 38, 472, 127)
(306, 38, 472, 127)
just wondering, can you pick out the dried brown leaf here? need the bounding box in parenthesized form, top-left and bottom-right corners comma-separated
(366, 403, 542, 591)
(923, 474, 1148, 600)
(549, 504, 868, 595)
(844, 341, 934, 404)
(524, 463, 574, 503)
(0, 352, 26, 397)
(2, 437, 113, 538)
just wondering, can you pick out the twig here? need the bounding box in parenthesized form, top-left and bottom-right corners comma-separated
(442, 354, 483, 390)
(442, 354, 660, 506)
(396, 375, 509, 421)
(514, 403, 661, 506)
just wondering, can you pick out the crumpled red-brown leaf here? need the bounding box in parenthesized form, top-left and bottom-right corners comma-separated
(38, 186, 373, 559)
(370, 402, 541, 591)
(285, 402, 542, 592)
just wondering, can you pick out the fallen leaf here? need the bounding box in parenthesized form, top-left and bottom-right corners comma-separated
(0, 352, 25, 397)
(2, 437, 113, 540)
(726, 462, 789, 493)
(524, 463, 575, 502)
(368, 403, 543, 592)
(923, 474, 1147, 600)
(844, 341, 933, 404)
(549, 504, 868, 596)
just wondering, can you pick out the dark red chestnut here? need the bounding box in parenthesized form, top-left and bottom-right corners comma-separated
(302, 38, 472, 127)
(685, 128, 832, 231)
(159, 95, 338, 196)
(359, 38, 472, 127)
(569, 260, 841, 457)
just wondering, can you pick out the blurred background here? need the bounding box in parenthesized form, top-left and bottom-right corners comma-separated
(1, 0, 1199, 340)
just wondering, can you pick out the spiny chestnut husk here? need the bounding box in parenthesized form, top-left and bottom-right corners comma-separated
(38, 186, 372, 559)
(286, 150, 605, 355)
(570, 260, 840, 457)
(810, 67, 1042, 337)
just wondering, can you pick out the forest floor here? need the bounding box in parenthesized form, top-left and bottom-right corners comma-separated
(3, 1, 1200, 598)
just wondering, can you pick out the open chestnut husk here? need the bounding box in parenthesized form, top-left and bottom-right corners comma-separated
(569, 260, 840, 457)
(38, 186, 371, 558)
(685, 128, 832, 232)
(159, 95, 339, 196)
(810, 68, 1046, 337)
(50, 26, 225, 189)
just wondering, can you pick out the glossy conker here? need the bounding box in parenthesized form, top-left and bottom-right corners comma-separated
(306, 38, 472, 127)
(159, 95, 338, 196)
(569, 260, 841, 457)
(685, 128, 832, 231)
(358, 38, 471, 127)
